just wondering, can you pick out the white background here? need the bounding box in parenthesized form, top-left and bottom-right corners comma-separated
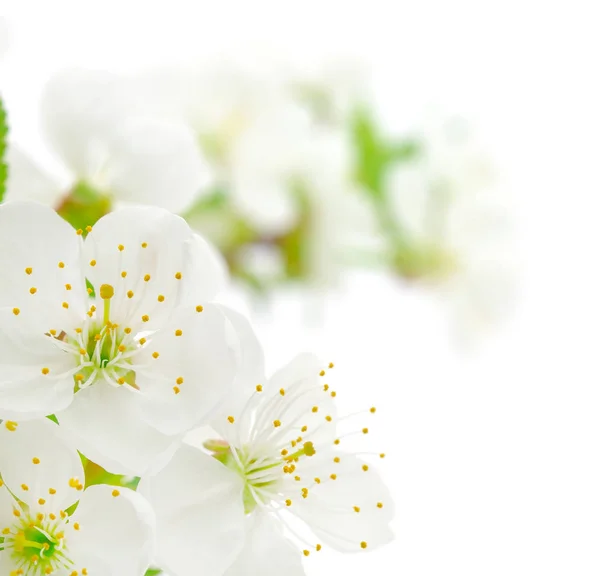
(2, 1, 600, 574)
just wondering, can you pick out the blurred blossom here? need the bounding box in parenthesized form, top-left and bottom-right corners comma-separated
(0, 17, 9, 61)
(5, 68, 212, 226)
(382, 115, 514, 338)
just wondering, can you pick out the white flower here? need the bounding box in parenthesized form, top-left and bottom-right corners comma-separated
(139, 352, 394, 576)
(0, 201, 236, 475)
(385, 115, 514, 338)
(5, 68, 211, 214)
(0, 418, 155, 575)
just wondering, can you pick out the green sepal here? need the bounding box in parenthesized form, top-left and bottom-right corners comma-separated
(56, 181, 111, 232)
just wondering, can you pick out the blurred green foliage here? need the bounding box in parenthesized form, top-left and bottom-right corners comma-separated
(0, 96, 8, 202)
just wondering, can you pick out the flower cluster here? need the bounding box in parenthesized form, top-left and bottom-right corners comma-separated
(1, 59, 513, 337)
(0, 202, 393, 575)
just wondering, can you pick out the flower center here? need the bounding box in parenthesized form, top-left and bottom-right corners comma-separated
(1, 512, 72, 575)
(205, 439, 316, 514)
(47, 283, 142, 390)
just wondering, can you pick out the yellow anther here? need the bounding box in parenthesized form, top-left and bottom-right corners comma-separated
(370, 407, 376, 413)
(280, 388, 285, 396)
(118, 344, 126, 352)
(100, 284, 114, 299)
(316, 544, 322, 551)
(228, 416, 235, 424)
(62, 302, 69, 309)
(87, 287, 93, 294)
(319, 370, 325, 376)
(273, 420, 281, 428)
(127, 290, 134, 298)
(325, 415, 332, 422)
(58, 261, 65, 268)
(142, 315, 149, 322)
(29, 287, 37, 294)
(144, 274, 151, 282)
(380, 453, 386, 458)
(314, 477, 321, 484)
(157, 294, 165, 302)
(5, 421, 18, 431)
(118, 244, 124, 251)
(33, 457, 40, 464)
(323, 384, 329, 391)
(25, 267, 33, 275)
(139, 337, 147, 345)
(86, 225, 93, 233)
(94, 334, 101, 342)
(152, 352, 160, 359)
(362, 428, 369, 434)
(117, 378, 125, 385)
(361, 542, 368, 549)
(175, 329, 183, 336)
(362, 465, 369, 472)
(331, 391, 337, 398)
(141, 242, 148, 248)
(121, 271, 127, 278)
(329, 362, 334, 368)
(312, 406, 319, 413)
(175, 272, 182, 280)
(21, 484, 29, 491)
(334, 457, 340, 463)
(41, 367, 50, 375)
(303, 441, 316, 456)
(281, 449, 289, 456)
(173, 386, 181, 394)
(73, 522, 80, 531)
(377, 502, 384, 508)
(301, 425, 308, 432)
(334, 439, 340, 445)
(285, 499, 292, 506)
(49, 488, 56, 495)
(89, 259, 96, 267)
(176, 376, 184, 385)
(256, 384, 263, 392)
(294, 475, 301, 481)
(196, 305, 204, 312)
(38, 497, 46, 505)
(111, 489, 120, 497)
(303, 550, 310, 557)
(79, 348, 86, 355)
(124, 327, 132, 334)
(330, 474, 337, 480)
(49, 513, 57, 520)
(13, 508, 21, 517)
(65, 283, 72, 291)
(12, 307, 20, 316)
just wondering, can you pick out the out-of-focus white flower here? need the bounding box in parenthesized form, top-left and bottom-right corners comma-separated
(0, 418, 155, 575)
(5, 68, 211, 214)
(0, 18, 9, 61)
(0, 202, 236, 475)
(140, 353, 394, 576)
(385, 115, 514, 338)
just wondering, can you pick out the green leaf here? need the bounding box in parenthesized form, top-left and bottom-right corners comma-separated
(0, 95, 8, 202)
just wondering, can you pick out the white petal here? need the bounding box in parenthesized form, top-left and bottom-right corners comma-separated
(0, 201, 87, 328)
(225, 510, 305, 576)
(0, 480, 17, 528)
(68, 485, 155, 576)
(250, 354, 337, 447)
(139, 444, 245, 576)
(40, 68, 139, 179)
(291, 453, 394, 552)
(105, 118, 214, 213)
(0, 308, 78, 420)
(4, 146, 64, 206)
(83, 207, 223, 331)
(210, 305, 265, 440)
(0, 418, 84, 512)
(57, 383, 182, 476)
(134, 304, 238, 435)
